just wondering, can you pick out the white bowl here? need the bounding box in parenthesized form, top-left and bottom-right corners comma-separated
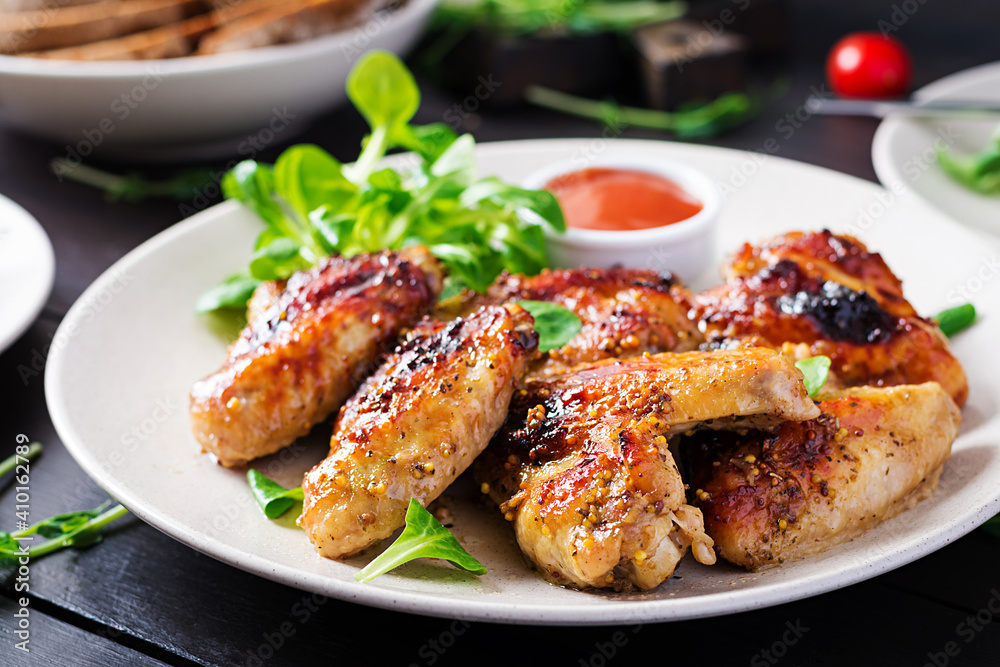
(522, 153, 721, 281)
(0, 0, 437, 161)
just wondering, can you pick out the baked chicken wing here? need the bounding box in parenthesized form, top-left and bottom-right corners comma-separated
(299, 304, 537, 559)
(684, 382, 960, 570)
(690, 231, 968, 406)
(475, 348, 821, 590)
(190, 246, 443, 467)
(438, 267, 703, 380)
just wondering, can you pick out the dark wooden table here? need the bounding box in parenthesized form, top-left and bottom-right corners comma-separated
(3, 2, 1000, 665)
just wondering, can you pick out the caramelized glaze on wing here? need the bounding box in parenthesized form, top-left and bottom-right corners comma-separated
(299, 304, 537, 559)
(684, 383, 960, 570)
(690, 231, 968, 405)
(475, 348, 821, 590)
(190, 247, 443, 467)
(439, 267, 703, 380)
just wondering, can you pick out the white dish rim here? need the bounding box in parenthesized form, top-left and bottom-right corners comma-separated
(0, 193, 55, 354)
(44, 138, 1000, 625)
(871, 60, 1000, 230)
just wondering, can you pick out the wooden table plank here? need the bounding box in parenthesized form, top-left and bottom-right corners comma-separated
(882, 528, 1000, 614)
(4, 309, 1000, 665)
(0, 595, 170, 667)
(1, 34, 999, 665)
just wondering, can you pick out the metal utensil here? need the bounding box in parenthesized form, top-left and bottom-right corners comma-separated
(805, 96, 1000, 119)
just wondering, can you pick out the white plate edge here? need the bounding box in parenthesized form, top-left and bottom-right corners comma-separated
(43, 138, 1000, 625)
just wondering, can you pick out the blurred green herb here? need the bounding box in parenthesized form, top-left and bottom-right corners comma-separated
(0, 510, 128, 570)
(0, 445, 129, 568)
(355, 498, 486, 583)
(431, 0, 687, 37)
(0, 442, 41, 478)
(981, 515, 1000, 538)
(50, 158, 214, 203)
(209, 51, 565, 312)
(519, 300, 582, 352)
(0, 502, 129, 568)
(934, 303, 977, 337)
(938, 126, 1000, 195)
(795, 355, 831, 398)
(196, 274, 262, 313)
(524, 85, 762, 138)
(247, 469, 304, 519)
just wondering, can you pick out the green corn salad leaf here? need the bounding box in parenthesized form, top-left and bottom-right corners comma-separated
(355, 498, 486, 583)
(200, 51, 565, 312)
(795, 355, 831, 399)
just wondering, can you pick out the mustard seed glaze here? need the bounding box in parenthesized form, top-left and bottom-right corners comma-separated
(299, 304, 538, 558)
(475, 348, 820, 590)
(685, 384, 959, 570)
(438, 266, 703, 380)
(690, 230, 968, 405)
(189, 246, 444, 467)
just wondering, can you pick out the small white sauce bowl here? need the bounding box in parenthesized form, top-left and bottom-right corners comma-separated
(522, 154, 721, 281)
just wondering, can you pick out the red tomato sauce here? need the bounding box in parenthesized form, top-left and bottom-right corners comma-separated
(545, 167, 703, 231)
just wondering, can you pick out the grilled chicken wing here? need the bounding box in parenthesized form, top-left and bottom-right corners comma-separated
(190, 247, 444, 467)
(438, 267, 703, 380)
(475, 348, 821, 590)
(690, 231, 968, 406)
(299, 304, 537, 559)
(684, 382, 960, 570)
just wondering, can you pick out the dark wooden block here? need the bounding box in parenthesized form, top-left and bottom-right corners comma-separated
(632, 19, 748, 111)
(433, 27, 624, 108)
(687, 0, 790, 55)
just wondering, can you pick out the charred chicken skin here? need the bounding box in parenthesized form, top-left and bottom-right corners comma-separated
(689, 230, 968, 406)
(684, 382, 960, 570)
(299, 304, 537, 559)
(190, 246, 444, 467)
(438, 267, 704, 380)
(476, 348, 821, 590)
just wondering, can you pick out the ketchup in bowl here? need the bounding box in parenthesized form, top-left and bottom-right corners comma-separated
(545, 167, 704, 232)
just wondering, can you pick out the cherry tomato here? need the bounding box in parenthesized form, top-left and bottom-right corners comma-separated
(826, 32, 912, 98)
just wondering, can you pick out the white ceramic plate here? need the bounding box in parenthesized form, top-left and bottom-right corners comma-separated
(872, 60, 1000, 238)
(0, 194, 55, 355)
(46, 139, 1000, 625)
(0, 0, 436, 160)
